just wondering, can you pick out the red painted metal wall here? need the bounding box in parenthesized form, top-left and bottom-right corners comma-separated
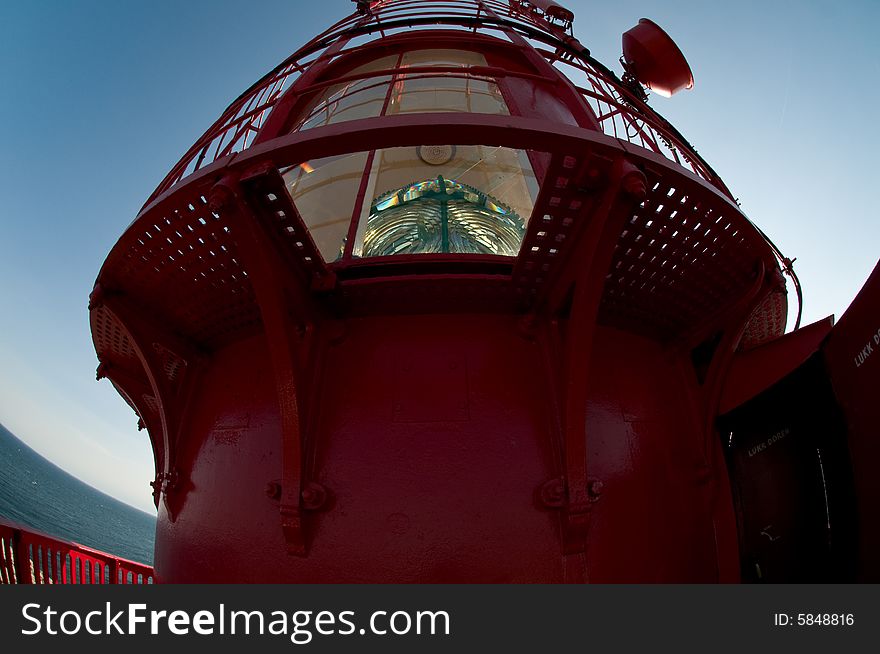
(152, 319, 730, 582)
(823, 260, 880, 581)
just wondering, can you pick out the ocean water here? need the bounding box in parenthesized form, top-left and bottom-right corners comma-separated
(0, 423, 156, 565)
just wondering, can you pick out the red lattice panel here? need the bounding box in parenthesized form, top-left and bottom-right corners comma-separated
(153, 343, 187, 384)
(92, 305, 138, 364)
(110, 181, 260, 348)
(512, 153, 588, 306)
(740, 290, 788, 350)
(511, 152, 774, 342)
(599, 172, 766, 341)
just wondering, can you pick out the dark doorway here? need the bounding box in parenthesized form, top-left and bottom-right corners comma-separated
(718, 355, 856, 582)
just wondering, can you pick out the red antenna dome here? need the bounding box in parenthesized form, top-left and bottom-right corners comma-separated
(622, 18, 694, 97)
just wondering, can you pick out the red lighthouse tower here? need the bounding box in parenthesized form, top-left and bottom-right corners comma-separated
(89, 0, 876, 583)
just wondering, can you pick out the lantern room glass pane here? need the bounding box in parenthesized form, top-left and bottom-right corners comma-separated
(281, 146, 539, 262)
(388, 49, 509, 116)
(295, 55, 398, 131)
(293, 49, 509, 133)
(281, 151, 370, 261)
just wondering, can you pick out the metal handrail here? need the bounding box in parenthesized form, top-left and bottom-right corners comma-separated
(0, 518, 154, 585)
(143, 0, 720, 203)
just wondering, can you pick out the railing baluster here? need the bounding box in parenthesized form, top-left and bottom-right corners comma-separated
(37, 545, 45, 584)
(41, 544, 50, 584)
(0, 534, 8, 584)
(0, 536, 7, 584)
(15, 534, 33, 584)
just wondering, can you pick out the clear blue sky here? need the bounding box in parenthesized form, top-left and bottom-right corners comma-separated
(1, 0, 877, 513)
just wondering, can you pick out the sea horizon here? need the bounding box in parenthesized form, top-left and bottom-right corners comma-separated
(0, 422, 156, 565)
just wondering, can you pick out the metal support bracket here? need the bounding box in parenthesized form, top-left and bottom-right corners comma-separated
(90, 284, 203, 515)
(96, 359, 166, 501)
(209, 170, 326, 556)
(535, 156, 647, 554)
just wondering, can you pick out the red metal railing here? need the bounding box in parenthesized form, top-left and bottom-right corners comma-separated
(145, 0, 726, 204)
(0, 518, 154, 585)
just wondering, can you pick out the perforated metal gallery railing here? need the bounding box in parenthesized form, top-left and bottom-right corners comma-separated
(146, 0, 724, 204)
(0, 519, 154, 585)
